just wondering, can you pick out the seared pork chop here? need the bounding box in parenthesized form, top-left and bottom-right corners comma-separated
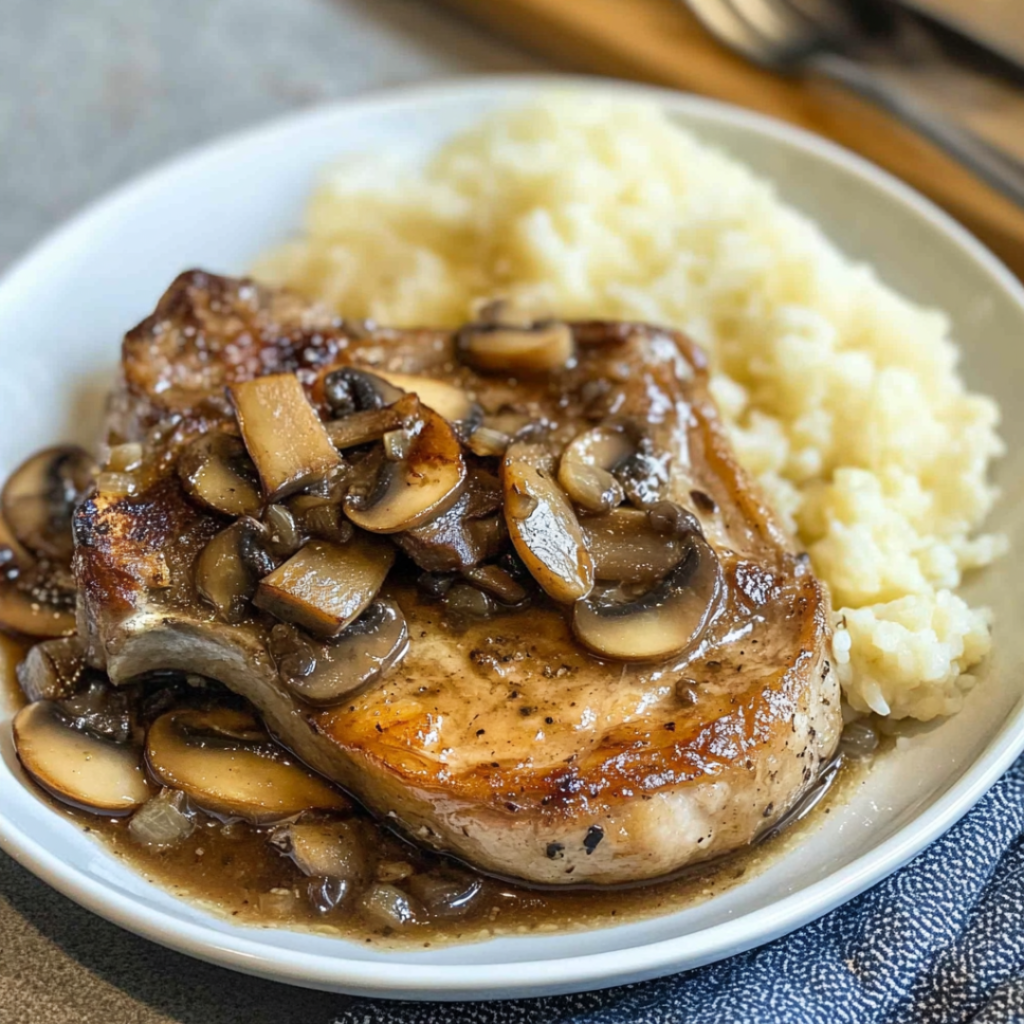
(75, 270, 840, 885)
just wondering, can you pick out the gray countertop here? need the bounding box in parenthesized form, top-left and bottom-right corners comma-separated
(0, 2, 544, 1019)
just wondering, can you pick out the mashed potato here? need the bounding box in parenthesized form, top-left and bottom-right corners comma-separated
(254, 96, 1005, 720)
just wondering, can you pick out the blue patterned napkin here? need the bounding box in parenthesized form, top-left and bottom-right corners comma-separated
(333, 756, 1024, 1024)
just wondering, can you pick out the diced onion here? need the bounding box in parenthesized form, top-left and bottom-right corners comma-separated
(129, 789, 195, 847)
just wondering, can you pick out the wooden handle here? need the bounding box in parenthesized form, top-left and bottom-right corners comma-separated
(436, 0, 1024, 281)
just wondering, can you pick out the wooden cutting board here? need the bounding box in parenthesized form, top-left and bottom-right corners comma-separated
(436, 0, 1024, 281)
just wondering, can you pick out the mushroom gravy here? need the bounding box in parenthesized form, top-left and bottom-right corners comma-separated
(1, 640, 873, 950)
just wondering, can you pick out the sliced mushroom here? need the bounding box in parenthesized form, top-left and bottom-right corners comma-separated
(59, 677, 135, 744)
(269, 599, 408, 705)
(322, 367, 405, 416)
(615, 441, 671, 509)
(195, 518, 274, 624)
(177, 432, 262, 518)
(325, 393, 421, 450)
(558, 427, 633, 513)
(270, 819, 372, 882)
(262, 504, 305, 558)
(456, 321, 574, 375)
(289, 496, 354, 545)
(254, 535, 394, 637)
(580, 507, 689, 585)
(0, 511, 34, 572)
(395, 468, 506, 573)
(146, 706, 349, 823)
(372, 371, 477, 424)
(502, 441, 593, 603)
(572, 532, 723, 661)
(462, 565, 529, 605)
(228, 373, 342, 501)
(0, 561, 77, 638)
(1, 446, 93, 561)
(443, 583, 496, 622)
(16, 636, 88, 702)
(13, 700, 150, 815)
(344, 409, 467, 534)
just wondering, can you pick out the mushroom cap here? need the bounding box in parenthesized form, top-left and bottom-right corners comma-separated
(271, 599, 409, 706)
(254, 535, 394, 638)
(372, 371, 477, 424)
(195, 517, 274, 624)
(229, 373, 343, 501)
(0, 562, 77, 639)
(177, 432, 262, 518)
(502, 441, 594, 604)
(456, 321, 575, 375)
(16, 636, 87, 702)
(13, 700, 150, 815)
(558, 426, 633, 513)
(344, 408, 467, 534)
(146, 707, 349, 824)
(1, 445, 93, 562)
(580, 507, 690, 584)
(572, 532, 724, 661)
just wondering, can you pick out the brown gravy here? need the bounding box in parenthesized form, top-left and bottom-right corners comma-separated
(0, 642, 874, 951)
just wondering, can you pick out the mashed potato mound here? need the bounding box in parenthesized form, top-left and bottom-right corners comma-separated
(254, 96, 1005, 720)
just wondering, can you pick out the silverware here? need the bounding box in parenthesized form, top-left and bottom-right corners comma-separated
(682, 0, 1024, 207)
(892, 0, 1024, 75)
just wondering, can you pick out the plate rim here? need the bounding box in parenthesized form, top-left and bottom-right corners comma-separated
(2, 72, 1024, 1001)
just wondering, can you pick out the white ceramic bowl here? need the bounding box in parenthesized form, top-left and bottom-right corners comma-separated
(1, 76, 1023, 1002)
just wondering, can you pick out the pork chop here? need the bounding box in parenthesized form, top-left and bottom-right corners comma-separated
(75, 270, 840, 886)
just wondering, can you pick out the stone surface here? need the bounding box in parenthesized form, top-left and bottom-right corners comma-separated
(0, 1, 543, 1019)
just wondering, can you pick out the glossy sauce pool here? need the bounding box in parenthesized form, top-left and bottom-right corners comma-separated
(0, 637, 876, 951)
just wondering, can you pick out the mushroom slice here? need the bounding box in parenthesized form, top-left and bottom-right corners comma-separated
(0, 511, 32, 572)
(572, 533, 723, 662)
(344, 409, 467, 534)
(1, 446, 93, 561)
(262, 504, 305, 558)
(289, 495, 354, 546)
(270, 819, 372, 882)
(395, 468, 506, 573)
(228, 373, 343, 501)
(456, 321, 574, 375)
(580, 507, 689, 585)
(615, 441, 671, 510)
(325, 393, 421, 450)
(195, 518, 274, 624)
(177, 432, 262, 518)
(146, 707, 349, 824)
(373, 372, 476, 424)
(16, 636, 88, 702)
(558, 427, 633, 513)
(0, 562, 77, 638)
(13, 700, 150, 816)
(502, 441, 593, 603)
(254, 536, 394, 637)
(269, 600, 409, 706)
(322, 367, 405, 416)
(462, 565, 529, 606)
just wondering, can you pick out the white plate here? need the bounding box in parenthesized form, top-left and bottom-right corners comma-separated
(1, 75, 1023, 1002)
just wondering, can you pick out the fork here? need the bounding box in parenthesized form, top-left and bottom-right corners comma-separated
(682, 0, 1024, 208)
